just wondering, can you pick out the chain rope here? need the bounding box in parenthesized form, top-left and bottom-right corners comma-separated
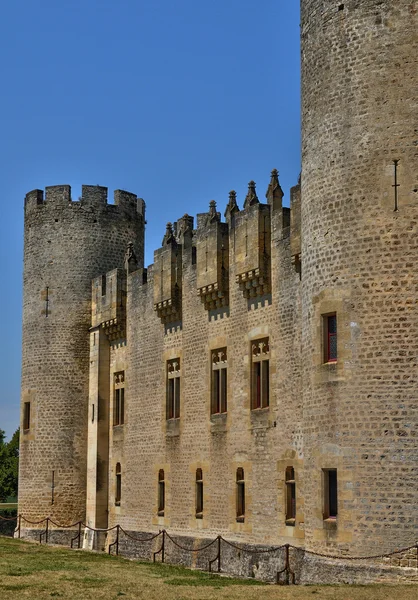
(3, 513, 417, 562)
(119, 527, 161, 543)
(165, 530, 217, 552)
(220, 537, 286, 554)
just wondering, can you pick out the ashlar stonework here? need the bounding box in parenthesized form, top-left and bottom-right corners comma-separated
(18, 0, 417, 584)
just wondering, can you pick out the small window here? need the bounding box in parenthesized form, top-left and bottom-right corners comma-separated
(211, 348, 227, 414)
(323, 469, 338, 519)
(195, 468, 203, 518)
(158, 469, 165, 516)
(285, 467, 296, 525)
(113, 371, 125, 426)
(251, 338, 270, 409)
(23, 402, 31, 431)
(236, 468, 245, 522)
(167, 359, 181, 420)
(323, 314, 337, 363)
(115, 463, 121, 506)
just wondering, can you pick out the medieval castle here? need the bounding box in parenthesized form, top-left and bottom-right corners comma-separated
(18, 0, 417, 583)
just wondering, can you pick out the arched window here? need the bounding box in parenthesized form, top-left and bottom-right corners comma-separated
(195, 468, 203, 518)
(236, 468, 245, 522)
(158, 469, 165, 516)
(285, 467, 296, 525)
(115, 463, 121, 506)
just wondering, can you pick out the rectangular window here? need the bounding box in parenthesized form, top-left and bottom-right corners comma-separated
(113, 372, 125, 426)
(158, 469, 165, 516)
(323, 469, 338, 519)
(236, 468, 245, 522)
(167, 359, 180, 420)
(115, 463, 121, 506)
(285, 467, 296, 525)
(323, 314, 337, 363)
(251, 338, 270, 409)
(23, 402, 31, 431)
(211, 348, 227, 414)
(195, 468, 203, 518)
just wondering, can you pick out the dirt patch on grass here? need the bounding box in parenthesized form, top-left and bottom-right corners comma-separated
(0, 537, 416, 600)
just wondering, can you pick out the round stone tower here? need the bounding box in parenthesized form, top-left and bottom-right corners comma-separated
(19, 185, 145, 530)
(301, 1, 417, 553)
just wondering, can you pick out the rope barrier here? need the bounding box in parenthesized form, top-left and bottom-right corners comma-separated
(0, 514, 18, 522)
(119, 527, 161, 543)
(48, 519, 82, 529)
(82, 523, 119, 532)
(294, 543, 418, 561)
(220, 537, 285, 554)
(21, 516, 48, 525)
(6, 513, 418, 567)
(165, 530, 217, 552)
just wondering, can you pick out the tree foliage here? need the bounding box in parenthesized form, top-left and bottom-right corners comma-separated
(0, 428, 19, 502)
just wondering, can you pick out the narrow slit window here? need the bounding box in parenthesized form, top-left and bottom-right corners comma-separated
(195, 468, 203, 518)
(211, 348, 227, 414)
(158, 469, 165, 516)
(285, 467, 296, 525)
(251, 338, 270, 409)
(323, 469, 338, 519)
(113, 372, 125, 426)
(167, 359, 181, 420)
(115, 463, 121, 506)
(23, 402, 31, 431)
(323, 314, 337, 363)
(236, 468, 245, 522)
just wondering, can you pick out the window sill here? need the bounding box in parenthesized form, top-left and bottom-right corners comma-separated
(158, 511, 165, 517)
(323, 517, 337, 530)
(285, 518, 296, 527)
(250, 406, 270, 430)
(210, 412, 227, 433)
(115, 501, 120, 507)
(236, 516, 245, 523)
(166, 419, 180, 437)
(195, 513, 203, 520)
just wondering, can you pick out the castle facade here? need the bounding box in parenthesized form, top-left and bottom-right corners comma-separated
(18, 0, 417, 583)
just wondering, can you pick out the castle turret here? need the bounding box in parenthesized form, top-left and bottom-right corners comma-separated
(19, 185, 145, 535)
(301, 1, 417, 553)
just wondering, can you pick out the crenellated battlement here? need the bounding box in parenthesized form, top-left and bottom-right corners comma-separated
(24, 184, 146, 221)
(93, 169, 300, 326)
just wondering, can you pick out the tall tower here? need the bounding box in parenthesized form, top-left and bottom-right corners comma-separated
(301, 1, 417, 552)
(19, 185, 145, 532)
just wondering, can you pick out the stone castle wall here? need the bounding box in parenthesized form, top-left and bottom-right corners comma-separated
(103, 175, 305, 547)
(19, 185, 145, 525)
(301, 0, 418, 555)
(17, 0, 418, 584)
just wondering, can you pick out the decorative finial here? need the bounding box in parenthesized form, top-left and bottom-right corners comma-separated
(266, 168, 284, 205)
(244, 180, 259, 209)
(224, 190, 239, 222)
(208, 200, 219, 222)
(162, 222, 174, 245)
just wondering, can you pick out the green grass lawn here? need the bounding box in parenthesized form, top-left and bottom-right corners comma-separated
(0, 536, 416, 600)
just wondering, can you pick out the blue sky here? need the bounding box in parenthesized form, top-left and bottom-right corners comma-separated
(0, 1, 300, 440)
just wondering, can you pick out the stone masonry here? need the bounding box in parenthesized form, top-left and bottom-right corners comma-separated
(18, 0, 417, 584)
